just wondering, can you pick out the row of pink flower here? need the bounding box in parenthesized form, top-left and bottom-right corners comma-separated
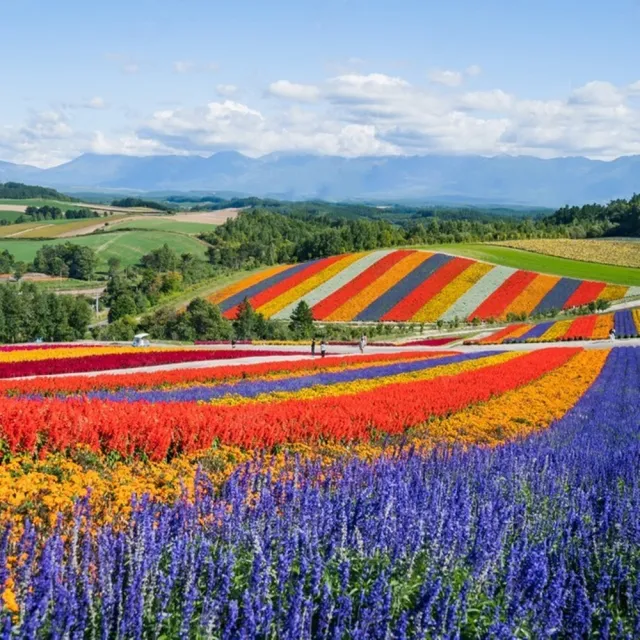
(0, 349, 304, 379)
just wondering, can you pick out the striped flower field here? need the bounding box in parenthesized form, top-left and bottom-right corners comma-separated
(0, 343, 639, 636)
(476, 308, 640, 344)
(210, 250, 630, 322)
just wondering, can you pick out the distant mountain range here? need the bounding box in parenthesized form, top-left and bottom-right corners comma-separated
(2, 152, 640, 206)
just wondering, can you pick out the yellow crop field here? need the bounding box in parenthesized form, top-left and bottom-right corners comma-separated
(494, 239, 640, 269)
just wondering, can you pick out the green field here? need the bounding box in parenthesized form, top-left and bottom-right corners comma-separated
(109, 218, 219, 235)
(0, 211, 24, 223)
(418, 244, 640, 286)
(0, 230, 209, 273)
(0, 198, 86, 212)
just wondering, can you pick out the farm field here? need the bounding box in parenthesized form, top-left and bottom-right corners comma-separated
(0, 342, 638, 635)
(211, 249, 633, 323)
(107, 216, 223, 234)
(494, 238, 640, 269)
(418, 243, 640, 285)
(476, 307, 640, 344)
(0, 229, 208, 271)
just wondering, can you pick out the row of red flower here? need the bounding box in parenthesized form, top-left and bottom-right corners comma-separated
(0, 349, 305, 379)
(0, 348, 577, 459)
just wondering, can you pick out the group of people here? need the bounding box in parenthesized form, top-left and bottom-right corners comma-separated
(311, 334, 368, 358)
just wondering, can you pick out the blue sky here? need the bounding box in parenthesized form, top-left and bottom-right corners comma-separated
(2, 0, 640, 166)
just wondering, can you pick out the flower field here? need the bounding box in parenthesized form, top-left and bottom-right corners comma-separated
(210, 249, 631, 322)
(477, 308, 640, 343)
(0, 342, 639, 636)
(495, 237, 640, 269)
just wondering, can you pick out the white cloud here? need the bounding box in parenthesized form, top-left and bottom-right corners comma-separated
(428, 69, 463, 87)
(217, 84, 238, 97)
(569, 81, 624, 107)
(173, 60, 196, 74)
(267, 80, 321, 102)
(4, 69, 640, 167)
(466, 65, 482, 77)
(86, 97, 106, 109)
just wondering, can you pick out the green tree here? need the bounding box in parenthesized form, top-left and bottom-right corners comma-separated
(183, 298, 232, 340)
(233, 298, 258, 340)
(108, 292, 138, 323)
(289, 300, 314, 338)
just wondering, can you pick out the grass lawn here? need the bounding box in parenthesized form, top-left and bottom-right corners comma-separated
(108, 217, 219, 235)
(0, 230, 209, 273)
(414, 243, 640, 286)
(0, 211, 24, 223)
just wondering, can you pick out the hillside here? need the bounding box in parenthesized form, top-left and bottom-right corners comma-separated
(3, 152, 640, 206)
(209, 249, 635, 323)
(0, 182, 75, 202)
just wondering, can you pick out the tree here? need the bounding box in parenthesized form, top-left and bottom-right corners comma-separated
(108, 292, 138, 323)
(107, 256, 121, 276)
(289, 300, 314, 338)
(13, 262, 27, 281)
(233, 298, 258, 340)
(183, 298, 232, 340)
(141, 244, 180, 272)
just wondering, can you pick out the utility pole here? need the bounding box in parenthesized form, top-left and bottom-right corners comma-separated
(95, 293, 100, 317)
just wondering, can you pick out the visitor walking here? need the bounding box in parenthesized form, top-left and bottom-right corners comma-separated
(609, 328, 616, 342)
(359, 335, 365, 354)
(320, 340, 327, 358)
(311, 338, 316, 356)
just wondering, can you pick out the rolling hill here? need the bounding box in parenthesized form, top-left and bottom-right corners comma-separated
(209, 249, 637, 323)
(3, 152, 640, 206)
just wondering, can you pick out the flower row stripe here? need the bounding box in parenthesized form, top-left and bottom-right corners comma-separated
(409, 258, 480, 323)
(270, 251, 377, 320)
(212, 352, 520, 407)
(470, 270, 538, 320)
(208, 264, 293, 305)
(633, 309, 640, 333)
(502, 274, 560, 318)
(477, 323, 529, 344)
(519, 321, 555, 341)
(0, 350, 448, 396)
(354, 252, 448, 322)
(439, 265, 513, 322)
(562, 281, 607, 309)
(539, 319, 574, 341)
(592, 314, 614, 339)
(413, 348, 606, 447)
(599, 284, 629, 302)
(531, 277, 583, 315)
(423, 261, 495, 323)
(311, 250, 411, 320)
(255, 254, 352, 318)
(0, 349, 305, 379)
(0, 347, 577, 457)
(325, 251, 429, 321)
(377, 252, 455, 321)
(614, 310, 637, 337)
(564, 314, 597, 339)
(223, 257, 337, 319)
(89, 351, 503, 404)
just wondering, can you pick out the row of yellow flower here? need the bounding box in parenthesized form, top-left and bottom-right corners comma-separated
(503, 274, 560, 317)
(0, 345, 190, 363)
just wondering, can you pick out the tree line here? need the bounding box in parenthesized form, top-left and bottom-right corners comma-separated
(16, 205, 100, 223)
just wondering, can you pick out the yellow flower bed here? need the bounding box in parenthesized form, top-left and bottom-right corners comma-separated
(326, 252, 431, 321)
(0, 346, 187, 363)
(599, 284, 628, 302)
(411, 262, 493, 323)
(494, 238, 640, 269)
(256, 253, 365, 318)
(412, 349, 607, 447)
(633, 309, 640, 333)
(539, 319, 573, 341)
(592, 314, 614, 339)
(502, 274, 560, 317)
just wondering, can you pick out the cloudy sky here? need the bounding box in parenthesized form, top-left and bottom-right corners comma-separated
(2, 0, 640, 167)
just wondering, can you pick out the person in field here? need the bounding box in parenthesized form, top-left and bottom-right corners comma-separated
(320, 340, 327, 358)
(609, 328, 616, 341)
(311, 338, 316, 356)
(359, 335, 365, 353)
